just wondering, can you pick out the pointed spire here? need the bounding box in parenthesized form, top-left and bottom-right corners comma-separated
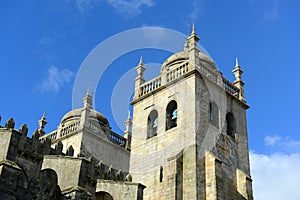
(38, 112, 47, 136)
(86, 87, 91, 96)
(232, 57, 246, 103)
(83, 87, 93, 109)
(186, 24, 200, 51)
(42, 112, 46, 119)
(79, 88, 93, 129)
(125, 110, 132, 128)
(135, 56, 146, 80)
(127, 110, 131, 121)
(232, 57, 243, 81)
(235, 57, 239, 68)
(192, 24, 195, 35)
(133, 56, 146, 99)
(124, 110, 132, 150)
(139, 56, 143, 65)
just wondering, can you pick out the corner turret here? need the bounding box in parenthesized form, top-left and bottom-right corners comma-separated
(232, 57, 246, 103)
(133, 56, 146, 99)
(38, 112, 47, 136)
(124, 111, 132, 150)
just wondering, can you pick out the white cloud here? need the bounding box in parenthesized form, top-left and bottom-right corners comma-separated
(250, 152, 300, 200)
(264, 0, 280, 23)
(36, 66, 74, 92)
(264, 135, 300, 152)
(69, 0, 153, 16)
(264, 135, 281, 146)
(285, 138, 300, 148)
(74, 0, 100, 14)
(106, 0, 154, 16)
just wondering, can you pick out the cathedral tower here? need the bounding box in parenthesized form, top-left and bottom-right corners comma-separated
(130, 27, 253, 199)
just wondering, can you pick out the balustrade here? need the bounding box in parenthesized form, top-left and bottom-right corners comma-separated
(109, 131, 126, 146)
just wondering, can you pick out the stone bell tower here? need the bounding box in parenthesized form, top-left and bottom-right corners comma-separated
(129, 26, 253, 200)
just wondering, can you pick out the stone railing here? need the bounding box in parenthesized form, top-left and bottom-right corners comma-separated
(40, 121, 80, 142)
(166, 61, 189, 83)
(60, 121, 80, 138)
(136, 60, 239, 99)
(222, 78, 240, 97)
(198, 63, 218, 83)
(139, 76, 162, 97)
(40, 130, 58, 142)
(138, 62, 189, 98)
(109, 131, 126, 146)
(88, 121, 102, 133)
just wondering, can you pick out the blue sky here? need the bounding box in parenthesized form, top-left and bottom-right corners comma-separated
(1, 0, 300, 199)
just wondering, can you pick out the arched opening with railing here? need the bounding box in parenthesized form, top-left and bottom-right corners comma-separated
(166, 100, 178, 131)
(147, 109, 158, 138)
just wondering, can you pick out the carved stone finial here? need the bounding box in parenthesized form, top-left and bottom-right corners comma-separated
(232, 57, 243, 82)
(38, 112, 47, 136)
(5, 118, 15, 129)
(125, 173, 132, 182)
(89, 156, 97, 168)
(136, 56, 146, 77)
(116, 170, 124, 181)
(133, 56, 146, 99)
(19, 124, 28, 136)
(32, 129, 40, 140)
(98, 160, 104, 168)
(186, 24, 200, 54)
(232, 57, 246, 103)
(82, 87, 93, 109)
(124, 110, 132, 150)
(106, 165, 116, 180)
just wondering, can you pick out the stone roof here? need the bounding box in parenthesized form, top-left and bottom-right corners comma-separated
(60, 108, 109, 127)
(160, 51, 217, 73)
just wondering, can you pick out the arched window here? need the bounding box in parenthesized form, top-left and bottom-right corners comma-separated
(147, 110, 158, 139)
(166, 100, 178, 130)
(66, 145, 74, 156)
(209, 101, 219, 128)
(95, 191, 114, 200)
(17, 171, 28, 189)
(39, 169, 59, 199)
(226, 112, 236, 138)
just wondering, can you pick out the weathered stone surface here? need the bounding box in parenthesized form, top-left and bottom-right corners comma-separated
(19, 124, 28, 136)
(0, 28, 253, 200)
(129, 29, 253, 199)
(96, 180, 145, 200)
(5, 118, 15, 129)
